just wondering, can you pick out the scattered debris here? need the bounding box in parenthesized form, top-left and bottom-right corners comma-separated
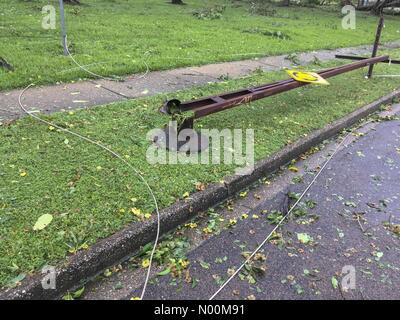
(0, 57, 14, 71)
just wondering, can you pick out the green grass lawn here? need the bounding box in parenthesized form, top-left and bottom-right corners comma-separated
(1, 0, 400, 90)
(1, 51, 400, 287)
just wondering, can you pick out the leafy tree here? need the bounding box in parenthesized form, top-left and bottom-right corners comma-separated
(64, 0, 81, 4)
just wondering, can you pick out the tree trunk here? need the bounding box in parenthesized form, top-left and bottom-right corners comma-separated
(341, 0, 354, 6)
(64, 0, 81, 5)
(357, 0, 400, 13)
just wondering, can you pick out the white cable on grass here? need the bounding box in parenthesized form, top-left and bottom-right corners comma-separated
(18, 84, 160, 300)
(57, 61, 108, 74)
(373, 75, 400, 77)
(210, 128, 355, 300)
(65, 35, 120, 81)
(65, 35, 150, 81)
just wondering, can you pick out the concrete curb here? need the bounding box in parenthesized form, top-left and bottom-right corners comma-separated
(1, 89, 399, 300)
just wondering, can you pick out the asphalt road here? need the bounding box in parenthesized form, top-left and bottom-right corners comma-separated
(83, 105, 400, 300)
(133, 107, 400, 300)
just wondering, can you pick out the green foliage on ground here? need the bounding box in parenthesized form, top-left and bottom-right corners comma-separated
(1, 0, 400, 90)
(1, 51, 400, 286)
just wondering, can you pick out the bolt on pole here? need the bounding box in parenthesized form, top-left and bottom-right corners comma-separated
(59, 0, 68, 56)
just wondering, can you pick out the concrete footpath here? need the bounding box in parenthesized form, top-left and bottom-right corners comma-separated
(82, 104, 400, 300)
(2, 42, 399, 122)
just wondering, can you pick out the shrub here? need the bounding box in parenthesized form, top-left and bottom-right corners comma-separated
(243, 27, 292, 40)
(192, 5, 226, 20)
(248, 1, 277, 16)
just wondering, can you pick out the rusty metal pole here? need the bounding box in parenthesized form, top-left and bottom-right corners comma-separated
(161, 55, 389, 120)
(367, 15, 385, 78)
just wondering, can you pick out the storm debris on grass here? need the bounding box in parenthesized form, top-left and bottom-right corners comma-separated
(0, 57, 13, 72)
(2, 0, 400, 90)
(1, 57, 400, 287)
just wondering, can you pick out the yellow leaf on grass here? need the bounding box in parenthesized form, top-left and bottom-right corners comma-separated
(144, 213, 151, 219)
(33, 214, 53, 231)
(131, 208, 142, 216)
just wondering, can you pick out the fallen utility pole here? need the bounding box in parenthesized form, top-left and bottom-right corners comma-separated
(156, 17, 398, 154)
(160, 55, 389, 133)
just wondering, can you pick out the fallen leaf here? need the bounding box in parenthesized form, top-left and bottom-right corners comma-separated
(199, 260, 210, 269)
(144, 213, 151, 219)
(331, 276, 339, 289)
(131, 208, 142, 216)
(195, 182, 206, 191)
(72, 287, 85, 299)
(297, 233, 312, 244)
(7, 273, 26, 288)
(229, 218, 237, 226)
(103, 269, 112, 277)
(375, 251, 384, 261)
(142, 259, 150, 268)
(157, 268, 171, 276)
(185, 222, 197, 229)
(33, 214, 53, 231)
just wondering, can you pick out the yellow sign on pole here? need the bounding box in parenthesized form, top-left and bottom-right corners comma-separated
(286, 70, 330, 85)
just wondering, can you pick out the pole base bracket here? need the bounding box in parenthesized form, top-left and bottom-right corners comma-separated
(153, 124, 209, 153)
